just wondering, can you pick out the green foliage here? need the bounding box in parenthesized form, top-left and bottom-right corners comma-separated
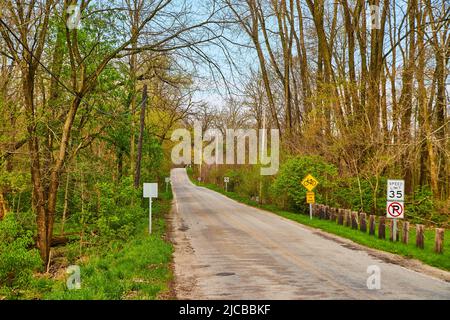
(142, 135, 164, 181)
(43, 193, 173, 300)
(407, 186, 439, 224)
(104, 115, 132, 156)
(333, 176, 387, 214)
(228, 167, 262, 198)
(0, 215, 42, 290)
(270, 156, 338, 211)
(15, 210, 37, 234)
(0, 170, 32, 213)
(95, 177, 144, 240)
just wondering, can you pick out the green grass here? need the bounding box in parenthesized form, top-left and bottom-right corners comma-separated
(188, 170, 450, 271)
(23, 191, 174, 300)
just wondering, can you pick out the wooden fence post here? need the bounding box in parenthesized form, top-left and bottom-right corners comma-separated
(351, 212, 358, 230)
(378, 217, 386, 239)
(338, 209, 344, 225)
(402, 221, 409, 244)
(345, 209, 351, 227)
(435, 228, 444, 254)
(369, 215, 375, 235)
(389, 220, 399, 242)
(330, 208, 337, 222)
(360, 213, 367, 232)
(324, 205, 330, 220)
(416, 224, 424, 249)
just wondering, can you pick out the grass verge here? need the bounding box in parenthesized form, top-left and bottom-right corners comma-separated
(8, 191, 174, 300)
(188, 170, 450, 271)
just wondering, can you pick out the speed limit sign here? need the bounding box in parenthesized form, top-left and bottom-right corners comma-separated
(387, 179, 404, 201)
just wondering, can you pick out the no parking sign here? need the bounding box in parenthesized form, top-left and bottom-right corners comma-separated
(386, 201, 404, 219)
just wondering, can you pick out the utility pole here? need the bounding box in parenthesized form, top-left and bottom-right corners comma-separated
(134, 84, 147, 188)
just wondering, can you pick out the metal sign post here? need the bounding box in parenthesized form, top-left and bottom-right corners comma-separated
(143, 183, 158, 235)
(306, 191, 315, 219)
(224, 177, 229, 192)
(393, 219, 397, 242)
(386, 179, 405, 241)
(148, 198, 152, 234)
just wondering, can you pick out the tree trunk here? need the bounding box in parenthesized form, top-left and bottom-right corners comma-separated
(129, 4, 140, 180)
(0, 191, 7, 220)
(294, 0, 311, 114)
(416, 9, 439, 198)
(117, 150, 123, 182)
(44, 96, 82, 263)
(60, 172, 70, 235)
(22, 65, 49, 263)
(400, 0, 416, 195)
(434, 49, 447, 199)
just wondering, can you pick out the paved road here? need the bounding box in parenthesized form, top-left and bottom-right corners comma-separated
(170, 168, 450, 299)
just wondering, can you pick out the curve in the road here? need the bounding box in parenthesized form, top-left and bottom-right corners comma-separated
(170, 168, 450, 300)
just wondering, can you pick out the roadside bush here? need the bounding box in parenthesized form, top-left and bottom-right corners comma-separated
(407, 186, 439, 224)
(0, 214, 41, 290)
(270, 156, 337, 211)
(333, 176, 387, 214)
(227, 167, 259, 196)
(95, 177, 144, 240)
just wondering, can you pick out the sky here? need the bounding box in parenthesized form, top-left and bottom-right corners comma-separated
(88, 0, 449, 111)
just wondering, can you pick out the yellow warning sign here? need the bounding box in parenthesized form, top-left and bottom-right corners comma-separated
(301, 174, 319, 191)
(306, 192, 315, 204)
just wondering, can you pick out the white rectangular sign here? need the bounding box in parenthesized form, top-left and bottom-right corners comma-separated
(387, 201, 404, 219)
(165, 177, 170, 183)
(224, 177, 230, 183)
(143, 183, 158, 198)
(387, 179, 404, 201)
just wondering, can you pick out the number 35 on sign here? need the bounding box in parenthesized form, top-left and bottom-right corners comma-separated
(387, 179, 404, 201)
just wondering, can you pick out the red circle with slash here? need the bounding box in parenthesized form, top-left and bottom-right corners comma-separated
(388, 202, 403, 217)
